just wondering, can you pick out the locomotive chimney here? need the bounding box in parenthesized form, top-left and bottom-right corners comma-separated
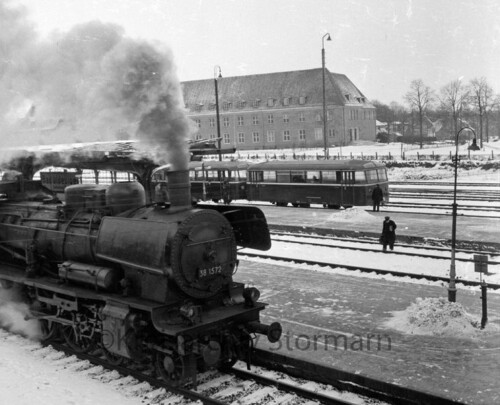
(165, 170, 192, 212)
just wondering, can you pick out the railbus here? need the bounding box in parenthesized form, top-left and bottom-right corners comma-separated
(245, 160, 389, 208)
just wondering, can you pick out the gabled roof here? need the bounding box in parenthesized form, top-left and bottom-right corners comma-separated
(181, 68, 373, 111)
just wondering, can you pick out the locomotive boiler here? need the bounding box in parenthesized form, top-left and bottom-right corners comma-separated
(0, 169, 281, 385)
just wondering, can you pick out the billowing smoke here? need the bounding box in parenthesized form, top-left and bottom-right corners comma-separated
(0, 0, 192, 170)
(0, 286, 42, 340)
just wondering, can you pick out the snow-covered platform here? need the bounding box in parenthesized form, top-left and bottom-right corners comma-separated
(236, 259, 500, 404)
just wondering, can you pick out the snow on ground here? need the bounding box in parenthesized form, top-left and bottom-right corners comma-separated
(0, 331, 150, 405)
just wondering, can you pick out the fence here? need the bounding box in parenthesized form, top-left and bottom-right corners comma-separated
(231, 149, 498, 162)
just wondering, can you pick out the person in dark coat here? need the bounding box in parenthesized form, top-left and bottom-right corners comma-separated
(371, 184, 384, 212)
(381, 216, 397, 252)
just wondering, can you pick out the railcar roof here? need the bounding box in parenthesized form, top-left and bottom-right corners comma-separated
(189, 161, 252, 170)
(247, 160, 386, 171)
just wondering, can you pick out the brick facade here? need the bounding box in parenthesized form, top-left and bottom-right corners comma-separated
(182, 69, 376, 151)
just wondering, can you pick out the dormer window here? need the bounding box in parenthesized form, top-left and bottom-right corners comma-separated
(252, 99, 261, 108)
(299, 96, 306, 105)
(195, 103, 204, 112)
(267, 98, 275, 107)
(344, 94, 350, 101)
(237, 100, 246, 108)
(222, 101, 231, 110)
(208, 102, 216, 110)
(283, 97, 290, 106)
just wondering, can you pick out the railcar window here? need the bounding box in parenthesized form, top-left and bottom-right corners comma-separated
(206, 170, 219, 180)
(237, 170, 247, 181)
(354, 171, 366, 183)
(291, 171, 306, 183)
(307, 171, 321, 183)
(321, 171, 337, 183)
(366, 170, 378, 183)
(262, 171, 276, 182)
(276, 171, 291, 183)
(249, 171, 264, 182)
(377, 168, 388, 181)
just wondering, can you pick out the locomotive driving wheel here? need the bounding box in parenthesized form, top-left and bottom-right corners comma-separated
(39, 319, 60, 343)
(62, 312, 97, 353)
(155, 348, 185, 386)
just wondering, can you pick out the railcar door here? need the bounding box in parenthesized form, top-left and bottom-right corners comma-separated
(340, 170, 355, 206)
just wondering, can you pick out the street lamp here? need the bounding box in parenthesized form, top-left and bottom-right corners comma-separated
(448, 126, 477, 302)
(322, 33, 332, 159)
(214, 65, 222, 161)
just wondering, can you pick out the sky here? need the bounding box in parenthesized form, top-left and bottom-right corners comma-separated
(7, 0, 500, 105)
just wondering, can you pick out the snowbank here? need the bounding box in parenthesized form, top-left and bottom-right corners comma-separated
(383, 297, 495, 337)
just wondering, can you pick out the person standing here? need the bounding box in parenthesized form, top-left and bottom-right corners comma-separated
(371, 184, 384, 212)
(381, 216, 397, 252)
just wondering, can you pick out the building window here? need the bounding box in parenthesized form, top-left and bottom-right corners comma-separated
(223, 133, 230, 144)
(315, 113, 321, 122)
(223, 117, 230, 127)
(283, 97, 290, 106)
(222, 101, 231, 110)
(237, 100, 246, 108)
(299, 96, 306, 105)
(299, 112, 305, 122)
(238, 133, 245, 143)
(314, 128, 323, 140)
(252, 132, 260, 143)
(283, 114, 289, 123)
(195, 104, 203, 112)
(327, 111, 333, 121)
(344, 94, 350, 101)
(209, 118, 215, 127)
(252, 99, 261, 108)
(195, 134, 203, 141)
(237, 116, 244, 126)
(267, 98, 274, 107)
(252, 115, 259, 125)
(267, 130, 275, 142)
(208, 102, 216, 110)
(194, 119, 201, 128)
(268, 114, 274, 124)
(283, 130, 291, 141)
(209, 133, 217, 140)
(299, 129, 306, 141)
(329, 128, 335, 138)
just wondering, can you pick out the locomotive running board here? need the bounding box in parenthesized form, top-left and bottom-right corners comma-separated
(196, 204, 271, 251)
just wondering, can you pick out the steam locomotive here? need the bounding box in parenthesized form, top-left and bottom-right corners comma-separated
(0, 168, 281, 386)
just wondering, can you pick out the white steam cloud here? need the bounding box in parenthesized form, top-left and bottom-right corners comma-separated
(0, 0, 193, 170)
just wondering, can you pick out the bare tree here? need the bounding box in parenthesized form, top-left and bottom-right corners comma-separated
(469, 77, 494, 147)
(404, 79, 434, 149)
(439, 79, 469, 141)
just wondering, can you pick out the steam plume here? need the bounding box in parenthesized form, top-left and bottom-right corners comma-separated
(0, 0, 192, 170)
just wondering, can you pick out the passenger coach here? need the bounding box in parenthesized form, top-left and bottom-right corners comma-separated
(246, 160, 388, 208)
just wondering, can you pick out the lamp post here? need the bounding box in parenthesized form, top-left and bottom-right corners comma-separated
(322, 33, 331, 159)
(214, 65, 222, 161)
(448, 126, 477, 302)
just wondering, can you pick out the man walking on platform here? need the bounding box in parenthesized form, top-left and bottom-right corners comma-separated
(371, 184, 383, 212)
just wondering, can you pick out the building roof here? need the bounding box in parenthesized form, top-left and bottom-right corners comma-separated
(181, 68, 373, 112)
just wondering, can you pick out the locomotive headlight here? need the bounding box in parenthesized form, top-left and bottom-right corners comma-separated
(180, 304, 195, 318)
(243, 287, 260, 307)
(179, 303, 201, 324)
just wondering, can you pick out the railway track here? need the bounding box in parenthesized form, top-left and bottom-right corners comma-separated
(0, 329, 468, 405)
(269, 231, 500, 264)
(240, 232, 500, 290)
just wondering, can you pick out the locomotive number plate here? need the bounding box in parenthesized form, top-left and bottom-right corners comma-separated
(198, 266, 222, 279)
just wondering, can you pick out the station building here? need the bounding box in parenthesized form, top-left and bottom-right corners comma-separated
(181, 68, 376, 151)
